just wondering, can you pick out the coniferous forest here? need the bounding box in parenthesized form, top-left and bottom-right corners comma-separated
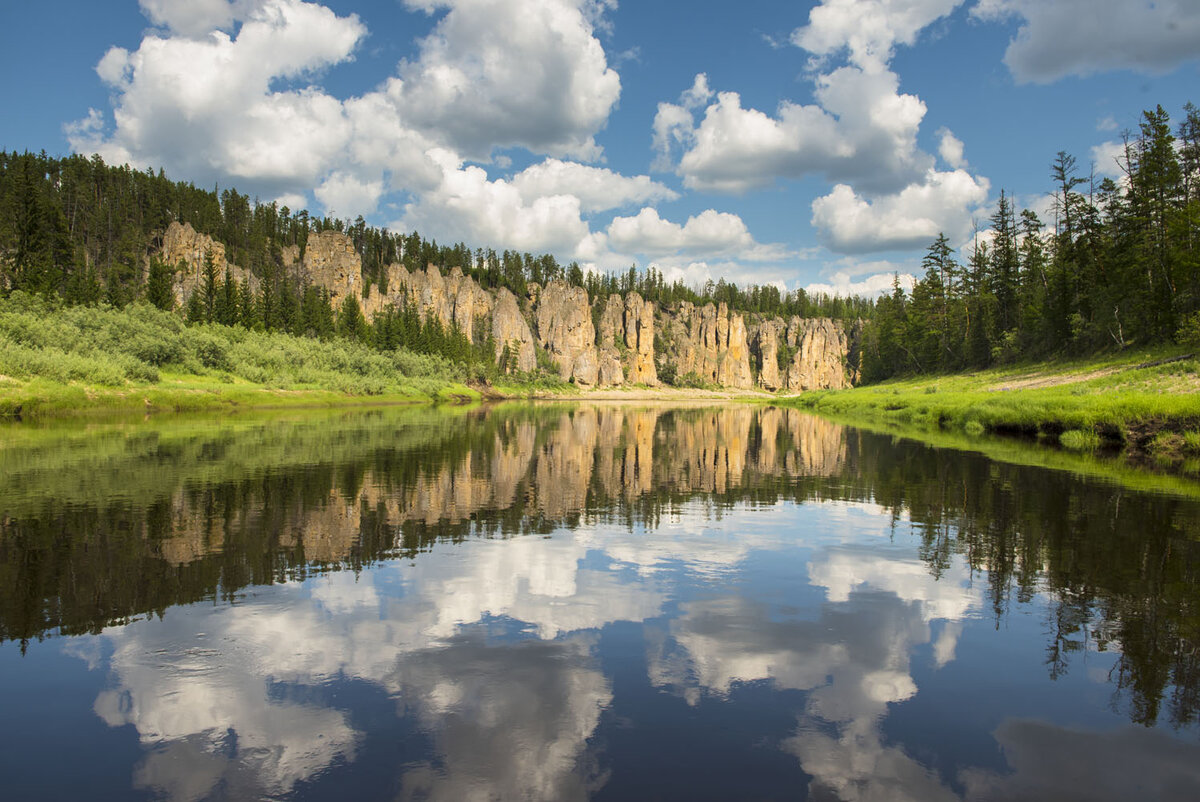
(1, 101, 1198, 383)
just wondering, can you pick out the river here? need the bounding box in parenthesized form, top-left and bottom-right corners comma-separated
(1, 403, 1197, 800)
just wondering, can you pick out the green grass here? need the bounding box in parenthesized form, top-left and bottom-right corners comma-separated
(782, 346, 1200, 455)
(0, 292, 552, 417)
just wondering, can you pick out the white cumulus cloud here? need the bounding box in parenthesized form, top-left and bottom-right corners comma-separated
(937, 127, 967, 169)
(806, 270, 915, 298)
(811, 168, 990, 253)
(511, 159, 678, 213)
(69, 0, 365, 194)
(394, 0, 621, 160)
(793, 0, 965, 72)
(401, 150, 595, 258)
(973, 0, 1200, 83)
(607, 208, 755, 259)
(658, 66, 932, 195)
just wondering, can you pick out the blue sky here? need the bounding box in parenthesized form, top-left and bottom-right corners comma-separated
(2, 1, 1198, 295)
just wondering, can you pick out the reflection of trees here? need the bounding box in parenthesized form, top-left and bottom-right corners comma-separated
(851, 434, 1200, 728)
(2, 403, 1199, 728)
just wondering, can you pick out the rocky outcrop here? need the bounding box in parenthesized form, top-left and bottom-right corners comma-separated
(784, 317, 851, 391)
(534, 281, 598, 386)
(492, 289, 538, 373)
(623, 293, 658, 386)
(282, 230, 360, 309)
(159, 222, 256, 308)
(370, 264, 494, 343)
(596, 295, 626, 387)
(664, 302, 753, 389)
(160, 224, 855, 392)
(756, 319, 786, 391)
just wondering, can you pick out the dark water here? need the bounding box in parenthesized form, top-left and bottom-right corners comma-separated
(1, 403, 1199, 801)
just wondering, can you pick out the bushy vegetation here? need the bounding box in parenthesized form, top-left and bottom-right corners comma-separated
(0, 292, 491, 414)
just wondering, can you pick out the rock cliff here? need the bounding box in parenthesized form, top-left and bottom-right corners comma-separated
(159, 222, 257, 308)
(784, 317, 852, 390)
(596, 295, 626, 387)
(282, 230, 359, 309)
(623, 293, 658, 385)
(492, 289, 538, 373)
(660, 302, 753, 389)
(159, 225, 855, 391)
(534, 281, 598, 386)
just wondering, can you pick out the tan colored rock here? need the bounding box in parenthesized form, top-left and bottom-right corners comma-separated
(597, 347, 625, 386)
(756, 319, 785, 391)
(784, 318, 851, 390)
(293, 229, 361, 309)
(721, 309, 753, 388)
(598, 295, 624, 347)
(445, 267, 493, 343)
(623, 292, 658, 385)
(594, 295, 626, 386)
(158, 222, 257, 309)
(534, 280, 598, 386)
(492, 288, 538, 373)
(360, 263, 410, 320)
(663, 301, 752, 388)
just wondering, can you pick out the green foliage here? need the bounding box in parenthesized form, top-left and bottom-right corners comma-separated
(856, 100, 1200, 383)
(146, 258, 175, 311)
(0, 292, 480, 408)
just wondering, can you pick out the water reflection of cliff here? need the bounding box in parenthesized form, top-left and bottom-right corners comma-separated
(2, 404, 1199, 731)
(0, 406, 847, 645)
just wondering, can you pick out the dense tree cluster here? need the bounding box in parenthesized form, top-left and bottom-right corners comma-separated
(860, 103, 1200, 381)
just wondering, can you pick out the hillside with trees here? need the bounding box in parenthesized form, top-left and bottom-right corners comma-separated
(1, 100, 1197, 385)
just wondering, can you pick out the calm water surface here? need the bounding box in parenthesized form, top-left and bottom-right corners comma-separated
(1, 404, 1198, 801)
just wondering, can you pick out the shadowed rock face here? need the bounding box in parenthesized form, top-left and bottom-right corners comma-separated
(161, 227, 853, 389)
(756, 319, 786, 391)
(596, 295, 626, 387)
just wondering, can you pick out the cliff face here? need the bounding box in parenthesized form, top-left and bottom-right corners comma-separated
(784, 317, 852, 390)
(623, 293, 658, 385)
(492, 289, 538, 373)
(282, 230, 359, 309)
(534, 281, 598, 386)
(160, 222, 257, 308)
(660, 302, 753, 389)
(159, 226, 854, 391)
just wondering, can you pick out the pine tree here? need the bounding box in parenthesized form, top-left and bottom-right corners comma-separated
(146, 257, 176, 311)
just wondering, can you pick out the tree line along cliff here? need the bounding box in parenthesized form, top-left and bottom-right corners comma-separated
(159, 220, 860, 390)
(11, 98, 1192, 388)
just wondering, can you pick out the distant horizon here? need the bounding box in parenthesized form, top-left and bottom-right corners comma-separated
(2, 0, 1198, 296)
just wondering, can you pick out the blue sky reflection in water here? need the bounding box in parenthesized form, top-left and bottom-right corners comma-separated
(0, 404, 1198, 800)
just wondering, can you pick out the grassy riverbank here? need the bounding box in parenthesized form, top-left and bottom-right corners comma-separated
(0, 294, 505, 418)
(784, 347, 1200, 458)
